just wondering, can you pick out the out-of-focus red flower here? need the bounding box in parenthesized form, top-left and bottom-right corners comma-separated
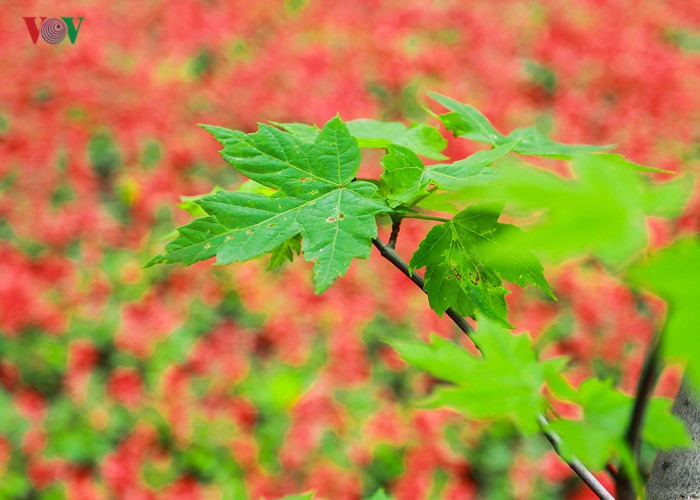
(107, 368, 144, 407)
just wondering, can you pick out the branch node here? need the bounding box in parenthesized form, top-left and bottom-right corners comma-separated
(388, 218, 402, 249)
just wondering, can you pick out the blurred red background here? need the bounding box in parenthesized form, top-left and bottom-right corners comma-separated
(0, 0, 699, 498)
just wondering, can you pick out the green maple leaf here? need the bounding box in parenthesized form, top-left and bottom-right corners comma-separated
(269, 121, 321, 143)
(346, 119, 447, 160)
(387, 315, 551, 432)
(628, 238, 700, 387)
(429, 92, 612, 157)
(549, 379, 631, 470)
(462, 154, 692, 265)
(380, 142, 516, 207)
(148, 116, 390, 293)
(548, 378, 690, 471)
(642, 398, 691, 450)
(274, 119, 448, 159)
(409, 204, 553, 325)
(641, 175, 694, 217)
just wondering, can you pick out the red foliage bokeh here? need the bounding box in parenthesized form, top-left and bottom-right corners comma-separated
(0, 0, 698, 498)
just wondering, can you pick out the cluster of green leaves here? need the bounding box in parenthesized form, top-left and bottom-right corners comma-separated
(151, 93, 697, 487)
(388, 316, 689, 476)
(434, 153, 692, 265)
(150, 96, 596, 323)
(148, 117, 391, 293)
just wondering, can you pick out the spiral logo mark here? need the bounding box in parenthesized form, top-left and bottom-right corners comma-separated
(40, 17, 66, 44)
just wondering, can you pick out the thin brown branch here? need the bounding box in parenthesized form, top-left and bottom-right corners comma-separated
(388, 217, 402, 249)
(628, 334, 661, 456)
(371, 237, 475, 345)
(617, 332, 662, 499)
(538, 415, 615, 500)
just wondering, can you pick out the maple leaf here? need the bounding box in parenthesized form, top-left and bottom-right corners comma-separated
(458, 153, 692, 265)
(548, 379, 689, 471)
(346, 119, 448, 160)
(380, 142, 516, 207)
(274, 119, 448, 159)
(387, 315, 551, 432)
(429, 92, 612, 157)
(409, 204, 553, 325)
(148, 116, 390, 293)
